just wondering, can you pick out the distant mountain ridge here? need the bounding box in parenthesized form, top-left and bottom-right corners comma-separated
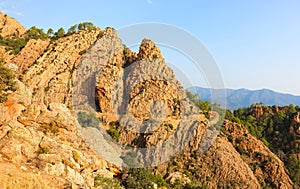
(189, 87, 300, 110)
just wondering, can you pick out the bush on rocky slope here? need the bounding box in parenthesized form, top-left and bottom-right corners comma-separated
(0, 60, 16, 103)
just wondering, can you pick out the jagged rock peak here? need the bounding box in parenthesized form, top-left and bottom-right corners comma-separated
(0, 12, 26, 37)
(137, 38, 163, 61)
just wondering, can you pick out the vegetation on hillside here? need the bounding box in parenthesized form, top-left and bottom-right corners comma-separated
(0, 26, 48, 55)
(226, 103, 300, 187)
(175, 91, 300, 187)
(77, 111, 100, 128)
(0, 60, 17, 103)
(0, 22, 96, 55)
(49, 22, 96, 40)
(122, 168, 206, 189)
(186, 90, 225, 126)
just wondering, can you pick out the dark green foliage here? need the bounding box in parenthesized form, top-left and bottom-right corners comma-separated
(122, 168, 169, 189)
(24, 26, 48, 40)
(77, 111, 100, 128)
(79, 49, 87, 55)
(55, 27, 65, 38)
(47, 28, 54, 37)
(78, 22, 95, 30)
(184, 183, 208, 189)
(44, 86, 50, 92)
(185, 90, 211, 113)
(287, 155, 300, 185)
(94, 175, 124, 189)
(122, 168, 209, 189)
(49, 22, 96, 41)
(0, 61, 16, 103)
(68, 24, 78, 34)
(107, 128, 120, 140)
(0, 36, 26, 55)
(185, 90, 225, 127)
(109, 121, 116, 127)
(0, 26, 48, 55)
(235, 145, 248, 156)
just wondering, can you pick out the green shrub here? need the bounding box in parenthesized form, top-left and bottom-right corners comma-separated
(122, 168, 169, 189)
(0, 26, 48, 55)
(0, 61, 17, 103)
(44, 86, 50, 92)
(77, 111, 100, 128)
(235, 145, 247, 155)
(79, 49, 87, 55)
(38, 146, 49, 154)
(72, 150, 80, 162)
(107, 128, 120, 140)
(25, 26, 48, 40)
(94, 175, 124, 189)
(40, 121, 59, 134)
(109, 121, 116, 127)
(0, 36, 26, 55)
(184, 182, 208, 189)
(78, 22, 95, 30)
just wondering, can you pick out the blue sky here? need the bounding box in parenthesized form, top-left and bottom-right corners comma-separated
(2, 0, 300, 95)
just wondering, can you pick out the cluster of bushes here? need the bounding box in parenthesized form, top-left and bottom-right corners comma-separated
(122, 168, 169, 189)
(185, 90, 211, 112)
(107, 128, 120, 141)
(0, 22, 96, 55)
(77, 111, 100, 128)
(47, 22, 96, 39)
(0, 60, 16, 103)
(122, 168, 207, 189)
(94, 175, 124, 189)
(0, 26, 47, 55)
(186, 90, 225, 126)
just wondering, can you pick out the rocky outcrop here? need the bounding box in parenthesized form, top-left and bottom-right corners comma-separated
(94, 38, 197, 161)
(137, 39, 163, 61)
(92, 35, 296, 187)
(12, 38, 50, 73)
(0, 24, 123, 188)
(156, 119, 295, 188)
(223, 120, 294, 188)
(192, 137, 261, 188)
(24, 29, 101, 109)
(0, 12, 26, 37)
(0, 79, 120, 188)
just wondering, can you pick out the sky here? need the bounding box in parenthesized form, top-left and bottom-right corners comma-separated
(1, 0, 300, 95)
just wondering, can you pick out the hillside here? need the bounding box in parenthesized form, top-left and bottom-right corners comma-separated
(226, 104, 300, 187)
(0, 12, 26, 37)
(0, 13, 298, 188)
(190, 86, 300, 110)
